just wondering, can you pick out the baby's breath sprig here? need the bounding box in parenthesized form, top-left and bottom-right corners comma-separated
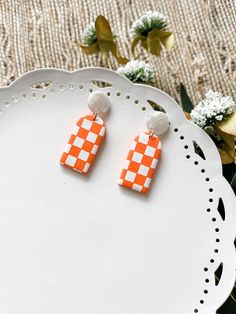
(190, 90, 235, 128)
(130, 11, 174, 57)
(181, 88, 236, 165)
(117, 60, 155, 84)
(81, 22, 97, 46)
(130, 11, 167, 38)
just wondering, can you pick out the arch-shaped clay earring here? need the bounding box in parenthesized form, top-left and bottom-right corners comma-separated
(119, 112, 169, 193)
(60, 91, 110, 174)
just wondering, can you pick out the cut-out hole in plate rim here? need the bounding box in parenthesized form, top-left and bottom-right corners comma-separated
(193, 140, 206, 160)
(90, 80, 112, 88)
(147, 99, 166, 112)
(31, 80, 53, 90)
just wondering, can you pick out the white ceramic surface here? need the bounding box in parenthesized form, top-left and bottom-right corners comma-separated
(0, 68, 235, 314)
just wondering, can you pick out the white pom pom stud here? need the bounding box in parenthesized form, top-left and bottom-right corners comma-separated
(146, 112, 170, 135)
(87, 91, 111, 115)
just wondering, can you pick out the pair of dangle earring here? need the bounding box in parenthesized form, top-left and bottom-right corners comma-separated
(60, 91, 169, 193)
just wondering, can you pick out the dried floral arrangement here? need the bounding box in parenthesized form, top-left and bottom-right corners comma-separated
(117, 60, 155, 83)
(180, 84, 236, 191)
(80, 15, 128, 64)
(180, 85, 236, 164)
(130, 11, 174, 57)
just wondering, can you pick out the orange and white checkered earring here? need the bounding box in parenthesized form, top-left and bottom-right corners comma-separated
(119, 112, 170, 193)
(60, 91, 111, 174)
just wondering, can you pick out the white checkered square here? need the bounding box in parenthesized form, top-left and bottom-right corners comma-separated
(73, 168, 82, 173)
(87, 132, 97, 143)
(138, 164, 149, 176)
(132, 152, 143, 163)
(73, 137, 84, 148)
(72, 126, 79, 135)
(130, 141, 137, 151)
(95, 118, 103, 125)
(151, 158, 158, 169)
(83, 163, 90, 173)
(144, 145, 155, 157)
(65, 144, 72, 153)
(132, 184, 142, 192)
(118, 178, 123, 186)
(124, 160, 130, 170)
(144, 177, 151, 188)
(91, 145, 98, 155)
(81, 118, 92, 130)
(139, 133, 149, 144)
(125, 171, 136, 183)
(65, 155, 77, 167)
(78, 150, 89, 161)
(99, 127, 105, 136)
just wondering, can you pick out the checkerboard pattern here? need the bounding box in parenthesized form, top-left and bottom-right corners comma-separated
(119, 132, 161, 193)
(60, 115, 106, 174)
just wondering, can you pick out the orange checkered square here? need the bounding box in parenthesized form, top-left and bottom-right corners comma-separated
(119, 132, 161, 193)
(60, 115, 106, 174)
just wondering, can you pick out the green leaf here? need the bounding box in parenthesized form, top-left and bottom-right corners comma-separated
(131, 36, 146, 56)
(80, 42, 99, 54)
(217, 111, 236, 136)
(180, 83, 194, 113)
(231, 172, 236, 191)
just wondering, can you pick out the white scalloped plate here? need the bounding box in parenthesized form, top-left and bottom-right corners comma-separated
(0, 68, 235, 314)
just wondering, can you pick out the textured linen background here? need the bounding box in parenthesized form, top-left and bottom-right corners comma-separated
(0, 0, 235, 105)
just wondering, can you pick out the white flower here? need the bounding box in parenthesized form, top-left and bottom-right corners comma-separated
(117, 60, 155, 83)
(81, 22, 97, 46)
(130, 11, 167, 38)
(190, 90, 236, 128)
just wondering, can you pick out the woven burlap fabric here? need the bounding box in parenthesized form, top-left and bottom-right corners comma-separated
(0, 0, 235, 105)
